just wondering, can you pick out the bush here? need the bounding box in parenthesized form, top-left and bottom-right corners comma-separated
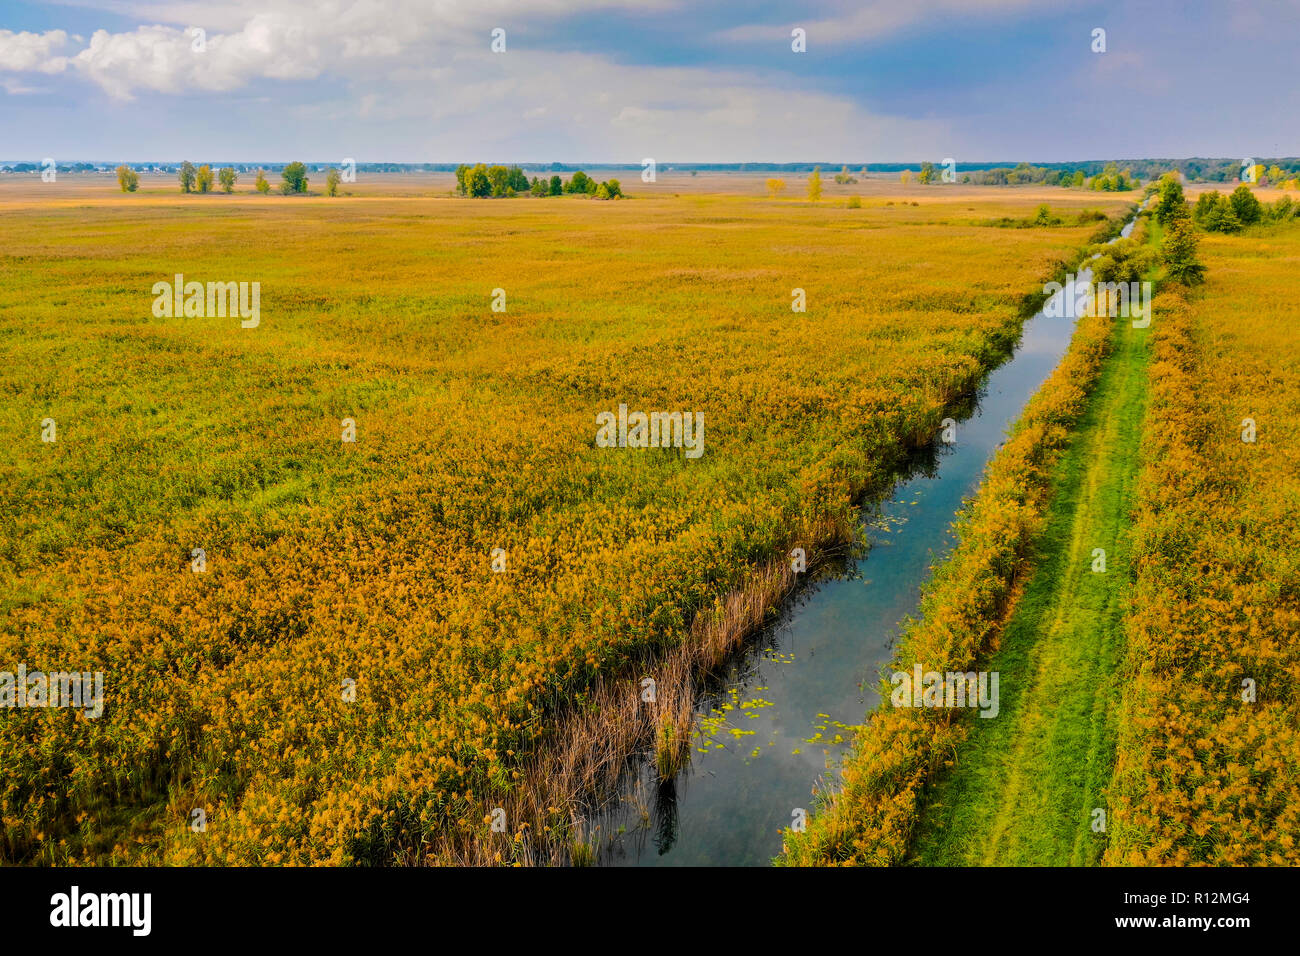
(1033, 204, 1061, 226)
(1092, 236, 1156, 285)
(1229, 184, 1262, 225)
(115, 165, 139, 193)
(1193, 191, 1241, 233)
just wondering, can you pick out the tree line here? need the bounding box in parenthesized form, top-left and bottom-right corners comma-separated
(114, 161, 349, 196)
(1191, 185, 1299, 232)
(454, 164, 623, 199)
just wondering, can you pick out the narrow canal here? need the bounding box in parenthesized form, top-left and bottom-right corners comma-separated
(596, 218, 1136, 866)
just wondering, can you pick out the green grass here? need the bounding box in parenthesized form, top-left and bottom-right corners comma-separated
(907, 251, 1156, 866)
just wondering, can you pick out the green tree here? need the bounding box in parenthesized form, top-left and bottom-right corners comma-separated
(255, 169, 270, 194)
(179, 161, 196, 193)
(548, 174, 562, 196)
(487, 165, 511, 197)
(468, 163, 491, 198)
(605, 178, 622, 198)
(595, 183, 611, 200)
(1200, 195, 1241, 233)
(325, 168, 341, 196)
(196, 164, 214, 193)
(918, 161, 935, 185)
(807, 166, 822, 201)
(1229, 184, 1262, 225)
(1155, 173, 1187, 225)
(566, 170, 593, 194)
(1192, 190, 1219, 224)
(1163, 217, 1206, 285)
(507, 166, 529, 192)
(218, 167, 237, 194)
(115, 165, 139, 192)
(280, 161, 309, 194)
(529, 177, 547, 197)
(454, 164, 470, 196)
(1071, 169, 1086, 187)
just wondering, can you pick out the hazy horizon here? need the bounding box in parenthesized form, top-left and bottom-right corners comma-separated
(5, 157, 1298, 168)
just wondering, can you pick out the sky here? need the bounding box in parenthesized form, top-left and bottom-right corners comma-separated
(1, 0, 1298, 163)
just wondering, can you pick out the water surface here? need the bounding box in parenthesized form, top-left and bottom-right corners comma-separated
(597, 220, 1134, 866)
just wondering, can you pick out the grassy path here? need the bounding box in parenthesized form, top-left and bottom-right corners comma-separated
(907, 285, 1154, 866)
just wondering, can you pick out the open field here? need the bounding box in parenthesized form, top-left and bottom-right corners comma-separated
(905, 222, 1160, 866)
(1107, 220, 1300, 865)
(0, 179, 1130, 864)
(0, 169, 1172, 204)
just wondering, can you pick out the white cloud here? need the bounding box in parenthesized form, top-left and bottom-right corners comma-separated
(0, 1, 948, 159)
(0, 1, 682, 99)
(309, 49, 948, 161)
(0, 29, 71, 73)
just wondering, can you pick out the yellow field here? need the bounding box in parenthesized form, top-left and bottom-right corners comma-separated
(0, 176, 1129, 863)
(1107, 220, 1300, 865)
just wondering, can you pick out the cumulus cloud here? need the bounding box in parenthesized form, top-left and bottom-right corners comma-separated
(66, 17, 332, 98)
(0, 29, 72, 73)
(0, 0, 948, 158)
(0, 1, 683, 99)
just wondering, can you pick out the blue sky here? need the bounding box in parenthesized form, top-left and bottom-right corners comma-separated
(1, 0, 1297, 163)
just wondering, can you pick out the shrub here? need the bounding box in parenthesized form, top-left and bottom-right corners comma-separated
(115, 166, 139, 193)
(1229, 184, 1262, 225)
